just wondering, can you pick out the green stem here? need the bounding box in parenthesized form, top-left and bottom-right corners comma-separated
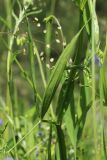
(24, 141, 43, 157)
(5, 1, 19, 159)
(7, 120, 41, 153)
(91, 0, 98, 159)
(33, 44, 47, 88)
(45, 1, 57, 120)
(45, 0, 56, 63)
(15, 58, 42, 102)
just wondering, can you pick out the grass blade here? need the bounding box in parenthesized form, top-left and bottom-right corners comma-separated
(56, 125, 67, 160)
(41, 28, 83, 119)
(47, 124, 52, 160)
(56, 76, 74, 123)
(103, 129, 107, 160)
(64, 105, 76, 148)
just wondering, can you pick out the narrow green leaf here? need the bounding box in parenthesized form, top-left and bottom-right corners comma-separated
(56, 125, 67, 160)
(55, 143, 60, 160)
(47, 124, 52, 160)
(88, 0, 99, 48)
(77, 101, 92, 140)
(0, 16, 10, 29)
(83, 2, 91, 35)
(64, 106, 76, 148)
(102, 70, 107, 106)
(41, 28, 83, 119)
(56, 76, 74, 123)
(99, 34, 107, 106)
(80, 0, 87, 10)
(103, 129, 107, 160)
(73, 0, 87, 10)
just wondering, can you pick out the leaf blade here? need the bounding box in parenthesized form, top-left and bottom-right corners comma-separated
(41, 29, 83, 119)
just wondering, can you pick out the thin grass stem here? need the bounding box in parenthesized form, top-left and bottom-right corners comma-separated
(7, 120, 41, 153)
(91, 0, 99, 159)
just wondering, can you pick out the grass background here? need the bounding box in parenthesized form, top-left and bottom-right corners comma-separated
(0, 0, 107, 160)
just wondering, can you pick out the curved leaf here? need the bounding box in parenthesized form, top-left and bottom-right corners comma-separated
(41, 29, 83, 119)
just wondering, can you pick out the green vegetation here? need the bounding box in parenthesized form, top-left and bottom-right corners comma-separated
(0, 0, 107, 160)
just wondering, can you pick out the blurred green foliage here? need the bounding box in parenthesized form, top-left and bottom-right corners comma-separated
(0, 1, 107, 159)
(0, 0, 107, 113)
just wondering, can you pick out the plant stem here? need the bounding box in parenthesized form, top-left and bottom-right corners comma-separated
(91, 0, 98, 159)
(7, 120, 41, 153)
(5, 0, 19, 159)
(45, 0, 57, 120)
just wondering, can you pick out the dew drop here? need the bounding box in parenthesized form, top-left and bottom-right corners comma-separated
(43, 29, 47, 34)
(56, 39, 60, 44)
(46, 44, 50, 49)
(41, 57, 44, 61)
(55, 31, 58, 35)
(63, 42, 66, 47)
(37, 23, 41, 27)
(46, 64, 50, 69)
(34, 17, 39, 21)
(50, 58, 54, 62)
(57, 26, 62, 30)
(40, 51, 44, 56)
(23, 48, 26, 55)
